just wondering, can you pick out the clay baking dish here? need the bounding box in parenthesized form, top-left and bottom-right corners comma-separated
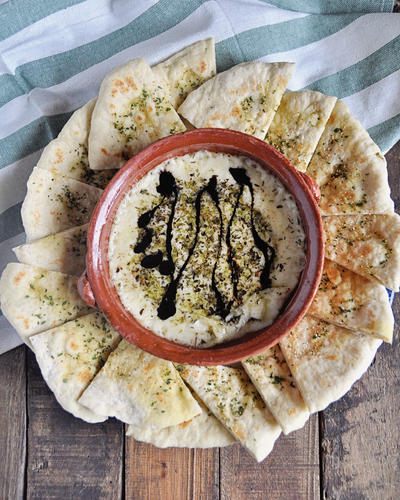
(78, 129, 324, 365)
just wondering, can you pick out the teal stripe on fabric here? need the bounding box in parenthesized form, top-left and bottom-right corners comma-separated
(305, 36, 400, 98)
(0, 112, 73, 171)
(216, 13, 360, 71)
(0, 0, 86, 42)
(0, 202, 23, 244)
(259, 0, 394, 14)
(368, 113, 400, 153)
(0, 0, 206, 108)
(0, 11, 362, 166)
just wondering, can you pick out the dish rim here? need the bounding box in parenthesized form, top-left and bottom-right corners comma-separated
(80, 128, 325, 365)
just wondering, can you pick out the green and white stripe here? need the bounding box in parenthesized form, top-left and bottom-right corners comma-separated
(0, 0, 399, 353)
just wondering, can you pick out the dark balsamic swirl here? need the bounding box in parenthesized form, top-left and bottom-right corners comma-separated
(158, 176, 226, 320)
(228, 168, 275, 289)
(134, 171, 177, 275)
(134, 166, 275, 321)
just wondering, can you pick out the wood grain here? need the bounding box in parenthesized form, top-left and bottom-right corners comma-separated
(220, 415, 320, 500)
(0, 345, 26, 500)
(25, 348, 124, 500)
(320, 313, 400, 500)
(125, 433, 220, 499)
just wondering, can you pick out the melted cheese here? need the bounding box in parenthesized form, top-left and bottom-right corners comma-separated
(108, 151, 306, 347)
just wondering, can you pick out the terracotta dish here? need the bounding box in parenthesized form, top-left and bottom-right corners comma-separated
(78, 129, 324, 365)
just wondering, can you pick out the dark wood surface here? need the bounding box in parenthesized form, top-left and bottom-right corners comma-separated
(1, 141, 399, 500)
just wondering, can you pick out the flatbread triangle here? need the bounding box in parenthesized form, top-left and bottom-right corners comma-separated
(306, 99, 393, 215)
(279, 316, 382, 414)
(88, 58, 186, 170)
(178, 61, 295, 139)
(30, 311, 121, 423)
(152, 38, 216, 109)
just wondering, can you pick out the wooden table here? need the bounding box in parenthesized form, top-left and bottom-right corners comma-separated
(1, 139, 399, 500)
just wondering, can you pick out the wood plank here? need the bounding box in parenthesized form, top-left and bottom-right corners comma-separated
(0, 345, 26, 500)
(220, 415, 320, 500)
(125, 435, 220, 500)
(25, 348, 124, 500)
(321, 140, 400, 499)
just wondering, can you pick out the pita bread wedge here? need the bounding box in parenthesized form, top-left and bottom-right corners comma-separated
(37, 98, 116, 189)
(21, 167, 102, 242)
(0, 263, 93, 347)
(30, 311, 121, 423)
(306, 100, 393, 215)
(178, 62, 295, 139)
(152, 38, 216, 109)
(265, 90, 337, 172)
(88, 58, 186, 170)
(308, 259, 393, 342)
(13, 224, 88, 277)
(177, 364, 281, 462)
(323, 213, 400, 292)
(78, 339, 201, 428)
(242, 345, 310, 435)
(279, 316, 382, 414)
(126, 390, 236, 449)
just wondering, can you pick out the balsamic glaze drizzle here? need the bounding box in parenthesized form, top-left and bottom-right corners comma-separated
(158, 175, 225, 320)
(229, 168, 275, 289)
(134, 166, 275, 321)
(134, 171, 177, 274)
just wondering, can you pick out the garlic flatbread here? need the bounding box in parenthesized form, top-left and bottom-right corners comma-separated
(152, 38, 216, 109)
(280, 316, 382, 414)
(178, 364, 281, 462)
(88, 58, 186, 170)
(13, 224, 88, 277)
(30, 312, 121, 423)
(306, 100, 393, 215)
(265, 90, 336, 172)
(126, 390, 235, 449)
(242, 345, 310, 435)
(21, 167, 102, 242)
(178, 62, 295, 139)
(308, 259, 393, 342)
(0, 263, 92, 347)
(37, 98, 116, 189)
(78, 339, 201, 428)
(323, 213, 400, 292)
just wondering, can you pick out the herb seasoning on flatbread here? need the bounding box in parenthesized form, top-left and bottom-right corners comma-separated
(0, 263, 93, 347)
(178, 61, 295, 138)
(30, 311, 121, 423)
(36, 98, 116, 189)
(307, 259, 394, 342)
(78, 339, 202, 428)
(152, 38, 216, 109)
(108, 151, 306, 348)
(126, 388, 236, 449)
(242, 345, 310, 434)
(177, 364, 281, 462)
(21, 167, 102, 241)
(306, 100, 393, 215)
(88, 58, 186, 170)
(323, 213, 400, 292)
(13, 224, 88, 277)
(280, 315, 382, 414)
(265, 90, 337, 172)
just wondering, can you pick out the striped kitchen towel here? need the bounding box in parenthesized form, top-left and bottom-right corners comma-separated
(0, 0, 398, 354)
